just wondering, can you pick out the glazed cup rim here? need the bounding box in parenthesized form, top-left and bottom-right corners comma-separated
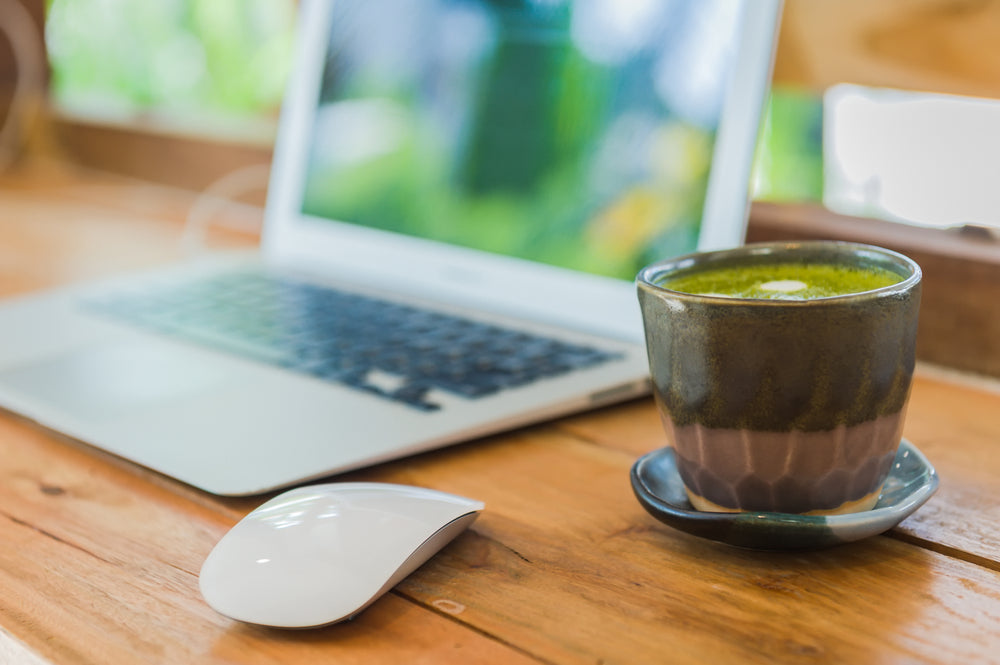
(636, 240, 922, 305)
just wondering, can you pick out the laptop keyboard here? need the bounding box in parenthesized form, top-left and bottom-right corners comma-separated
(86, 271, 621, 411)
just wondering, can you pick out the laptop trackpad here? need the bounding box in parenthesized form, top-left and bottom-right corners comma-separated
(0, 341, 233, 421)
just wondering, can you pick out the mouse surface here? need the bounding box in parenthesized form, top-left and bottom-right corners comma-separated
(199, 482, 484, 628)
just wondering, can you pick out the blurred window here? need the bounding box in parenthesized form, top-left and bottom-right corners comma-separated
(45, 0, 295, 137)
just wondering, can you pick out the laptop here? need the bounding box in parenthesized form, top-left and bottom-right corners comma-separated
(0, 0, 780, 496)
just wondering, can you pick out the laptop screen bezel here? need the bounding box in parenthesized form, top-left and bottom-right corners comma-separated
(262, 0, 782, 344)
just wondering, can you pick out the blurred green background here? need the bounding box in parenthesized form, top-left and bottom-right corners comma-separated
(45, 0, 296, 121)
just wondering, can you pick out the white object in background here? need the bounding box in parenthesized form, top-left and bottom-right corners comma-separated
(824, 83, 1000, 230)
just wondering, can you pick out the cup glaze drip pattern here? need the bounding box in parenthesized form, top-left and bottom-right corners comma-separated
(637, 242, 921, 515)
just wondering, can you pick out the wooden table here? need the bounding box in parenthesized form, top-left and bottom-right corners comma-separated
(2, 161, 1000, 665)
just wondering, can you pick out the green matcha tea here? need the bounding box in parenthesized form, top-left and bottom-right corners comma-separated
(659, 262, 903, 300)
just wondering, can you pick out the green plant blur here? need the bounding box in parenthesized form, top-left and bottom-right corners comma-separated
(45, 0, 295, 119)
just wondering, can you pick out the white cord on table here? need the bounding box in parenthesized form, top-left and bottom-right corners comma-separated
(180, 162, 272, 255)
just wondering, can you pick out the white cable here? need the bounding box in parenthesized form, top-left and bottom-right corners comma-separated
(0, 0, 45, 171)
(181, 162, 272, 255)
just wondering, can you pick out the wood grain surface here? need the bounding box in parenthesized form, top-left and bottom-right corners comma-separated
(2, 161, 1000, 664)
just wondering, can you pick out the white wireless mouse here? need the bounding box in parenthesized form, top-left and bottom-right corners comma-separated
(199, 482, 484, 628)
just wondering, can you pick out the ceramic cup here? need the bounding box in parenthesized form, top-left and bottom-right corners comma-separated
(636, 241, 921, 515)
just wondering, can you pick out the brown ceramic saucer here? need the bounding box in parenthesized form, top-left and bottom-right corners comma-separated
(630, 439, 938, 551)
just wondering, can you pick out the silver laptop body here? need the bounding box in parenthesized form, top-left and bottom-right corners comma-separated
(0, 0, 780, 495)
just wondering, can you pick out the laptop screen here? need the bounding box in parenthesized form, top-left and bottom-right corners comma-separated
(298, 0, 752, 282)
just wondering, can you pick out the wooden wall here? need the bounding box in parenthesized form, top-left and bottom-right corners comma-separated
(773, 0, 1000, 100)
